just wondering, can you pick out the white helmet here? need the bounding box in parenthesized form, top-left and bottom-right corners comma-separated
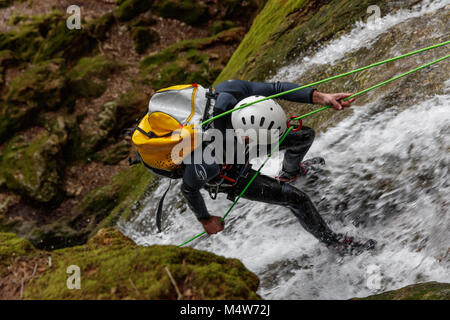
(231, 96, 287, 145)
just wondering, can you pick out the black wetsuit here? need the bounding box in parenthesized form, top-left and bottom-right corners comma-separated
(181, 80, 340, 245)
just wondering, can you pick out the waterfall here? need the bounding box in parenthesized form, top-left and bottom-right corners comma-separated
(120, 0, 450, 299)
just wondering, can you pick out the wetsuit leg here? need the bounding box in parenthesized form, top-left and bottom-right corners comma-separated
(279, 126, 315, 175)
(237, 170, 338, 245)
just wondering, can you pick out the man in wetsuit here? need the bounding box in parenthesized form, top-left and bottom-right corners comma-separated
(180, 80, 375, 254)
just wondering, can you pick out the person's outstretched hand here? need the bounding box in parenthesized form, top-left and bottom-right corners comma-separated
(200, 216, 225, 235)
(312, 91, 356, 111)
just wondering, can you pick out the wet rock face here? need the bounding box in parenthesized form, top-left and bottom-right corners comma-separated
(0, 228, 261, 300)
(356, 282, 450, 300)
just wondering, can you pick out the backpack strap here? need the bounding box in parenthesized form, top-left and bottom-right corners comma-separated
(156, 180, 172, 233)
(135, 126, 156, 139)
(203, 87, 218, 129)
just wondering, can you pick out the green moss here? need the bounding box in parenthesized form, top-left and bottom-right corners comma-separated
(24, 228, 260, 300)
(68, 55, 119, 98)
(215, 0, 308, 82)
(116, 0, 153, 22)
(153, 0, 208, 26)
(91, 165, 156, 231)
(140, 28, 244, 88)
(0, 24, 43, 61)
(0, 11, 65, 62)
(80, 102, 118, 155)
(216, 0, 386, 82)
(0, 0, 26, 9)
(209, 20, 235, 35)
(114, 86, 148, 129)
(93, 140, 130, 165)
(131, 27, 160, 54)
(0, 232, 36, 261)
(128, 14, 158, 28)
(0, 50, 16, 67)
(18, 164, 155, 250)
(8, 12, 28, 26)
(33, 18, 97, 64)
(88, 13, 115, 41)
(0, 60, 68, 142)
(0, 130, 64, 204)
(358, 282, 450, 300)
(140, 28, 242, 69)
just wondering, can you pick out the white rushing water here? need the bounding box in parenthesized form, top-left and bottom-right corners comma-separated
(120, 0, 450, 299)
(270, 0, 450, 81)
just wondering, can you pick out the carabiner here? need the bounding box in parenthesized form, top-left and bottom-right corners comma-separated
(287, 116, 303, 132)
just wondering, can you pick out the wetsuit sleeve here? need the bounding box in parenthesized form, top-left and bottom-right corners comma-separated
(246, 81, 316, 104)
(181, 163, 221, 221)
(215, 79, 316, 104)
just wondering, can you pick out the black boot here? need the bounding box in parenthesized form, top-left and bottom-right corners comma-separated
(277, 157, 326, 183)
(327, 234, 377, 256)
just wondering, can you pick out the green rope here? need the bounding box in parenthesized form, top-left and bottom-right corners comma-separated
(178, 52, 450, 248)
(201, 40, 450, 127)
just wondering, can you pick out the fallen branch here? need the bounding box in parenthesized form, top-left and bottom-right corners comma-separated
(164, 266, 183, 300)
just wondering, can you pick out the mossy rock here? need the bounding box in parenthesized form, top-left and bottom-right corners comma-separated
(114, 86, 148, 129)
(141, 27, 244, 69)
(216, 0, 387, 82)
(24, 228, 260, 299)
(73, 165, 156, 236)
(209, 20, 235, 35)
(148, 54, 215, 89)
(0, 232, 36, 261)
(79, 86, 146, 158)
(0, 60, 68, 142)
(88, 13, 115, 41)
(8, 12, 28, 26)
(80, 102, 118, 155)
(33, 18, 97, 64)
(115, 0, 154, 22)
(0, 11, 69, 62)
(0, 0, 26, 9)
(0, 21, 45, 61)
(25, 165, 156, 250)
(0, 50, 17, 67)
(68, 55, 119, 99)
(127, 13, 158, 28)
(357, 282, 450, 300)
(140, 28, 244, 88)
(93, 140, 130, 165)
(0, 130, 65, 205)
(153, 0, 208, 26)
(131, 27, 160, 54)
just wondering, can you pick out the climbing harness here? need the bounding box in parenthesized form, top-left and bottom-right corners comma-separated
(178, 40, 450, 247)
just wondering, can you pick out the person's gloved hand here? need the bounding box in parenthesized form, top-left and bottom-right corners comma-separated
(312, 91, 356, 110)
(200, 216, 225, 235)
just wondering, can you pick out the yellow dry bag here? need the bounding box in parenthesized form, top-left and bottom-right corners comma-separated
(132, 84, 213, 172)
